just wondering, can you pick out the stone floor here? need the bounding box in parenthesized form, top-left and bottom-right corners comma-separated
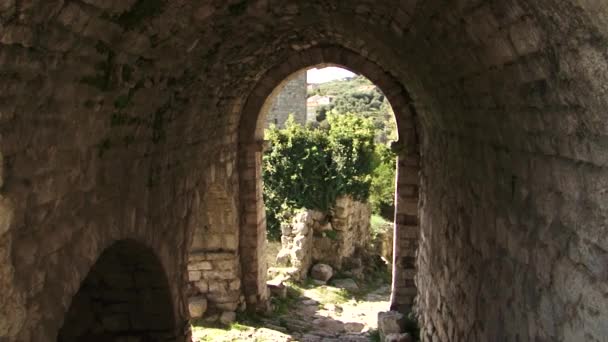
(192, 281, 391, 341)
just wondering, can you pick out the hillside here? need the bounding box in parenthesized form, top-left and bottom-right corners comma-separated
(308, 75, 397, 143)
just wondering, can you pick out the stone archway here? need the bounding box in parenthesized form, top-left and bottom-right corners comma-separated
(237, 46, 421, 313)
(57, 240, 177, 341)
(187, 183, 242, 321)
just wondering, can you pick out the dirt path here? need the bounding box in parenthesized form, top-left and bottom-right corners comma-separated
(192, 281, 391, 341)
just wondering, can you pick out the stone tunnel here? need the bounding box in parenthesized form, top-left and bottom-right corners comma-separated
(1, 0, 607, 341)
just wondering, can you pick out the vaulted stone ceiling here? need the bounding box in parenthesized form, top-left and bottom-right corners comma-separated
(1, 0, 607, 341)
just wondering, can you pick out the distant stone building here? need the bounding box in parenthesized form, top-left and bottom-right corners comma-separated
(306, 94, 334, 121)
(265, 70, 307, 128)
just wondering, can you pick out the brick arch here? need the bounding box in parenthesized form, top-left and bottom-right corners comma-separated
(237, 46, 421, 312)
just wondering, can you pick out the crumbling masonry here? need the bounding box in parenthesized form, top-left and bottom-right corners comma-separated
(1, 1, 608, 341)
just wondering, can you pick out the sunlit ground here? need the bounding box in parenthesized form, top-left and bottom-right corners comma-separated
(191, 275, 391, 342)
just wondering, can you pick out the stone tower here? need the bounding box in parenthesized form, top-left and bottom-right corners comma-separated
(265, 70, 307, 128)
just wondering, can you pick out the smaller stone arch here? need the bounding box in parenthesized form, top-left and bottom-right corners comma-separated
(237, 46, 421, 313)
(57, 240, 178, 341)
(187, 183, 242, 321)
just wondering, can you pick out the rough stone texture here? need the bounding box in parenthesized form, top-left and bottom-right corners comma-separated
(332, 278, 360, 292)
(58, 241, 177, 340)
(276, 210, 315, 280)
(276, 197, 373, 279)
(264, 70, 308, 128)
(313, 197, 372, 269)
(187, 183, 242, 319)
(188, 297, 208, 319)
(310, 264, 334, 282)
(378, 311, 405, 342)
(385, 333, 413, 342)
(0, 1, 608, 341)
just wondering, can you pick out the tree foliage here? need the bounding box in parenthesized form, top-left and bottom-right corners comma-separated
(310, 75, 397, 143)
(263, 114, 377, 239)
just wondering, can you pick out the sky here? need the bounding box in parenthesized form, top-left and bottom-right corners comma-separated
(307, 67, 356, 84)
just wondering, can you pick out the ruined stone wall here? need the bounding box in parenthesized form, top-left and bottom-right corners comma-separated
(276, 196, 372, 279)
(265, 70, 307, 128)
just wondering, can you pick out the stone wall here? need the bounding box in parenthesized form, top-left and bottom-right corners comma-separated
(265, 70, 308, 128)
(187, 184, 243, 321)
(1, 1, 608, 341)
(275, 196, 373, 280)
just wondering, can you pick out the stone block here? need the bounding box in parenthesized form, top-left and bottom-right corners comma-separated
(224, 234, 238, 250)
(229, 279, 241, 291)
(188, 271, 202, 282)
(219, 311, 236, 325)
(215, 301, 239, 312)
(384, 333, 413, 342)
(378, 311, 405, 341)
(188, 261, 213, 271)
(310, 263, 333, 282)
(188, 297, 208, 318)
(332, 278, 359, 292)
(195, 281, 208, 293)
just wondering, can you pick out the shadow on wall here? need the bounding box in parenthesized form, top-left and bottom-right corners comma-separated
(57, 240, 177, 341)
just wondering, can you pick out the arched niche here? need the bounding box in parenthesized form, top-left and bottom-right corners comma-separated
(57, 240, 177, 341)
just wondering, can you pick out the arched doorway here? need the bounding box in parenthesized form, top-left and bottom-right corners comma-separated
(57, 240, 177, 341)
(238, 46, 421, 314)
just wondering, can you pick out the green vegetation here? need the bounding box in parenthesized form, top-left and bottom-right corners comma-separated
(263, 114, 377, 240)
(404, 312, 421, 341)
(370, 144, 396, 220)
(264, 74, 398, 239)
(370, 214, 393, 240)
(270, 283, 302, 315)
(310, 75, 397, 143)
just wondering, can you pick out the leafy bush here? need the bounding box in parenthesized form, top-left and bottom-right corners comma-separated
(263, 114, 377, 239)
(370, 143, 396, 219)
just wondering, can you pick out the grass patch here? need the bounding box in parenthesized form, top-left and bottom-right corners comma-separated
(370, 214, 392, 239)
(312, 286, 351, 304)
(270, 283, 302, 315)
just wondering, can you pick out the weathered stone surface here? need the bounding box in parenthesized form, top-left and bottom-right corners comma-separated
(267, 277, 287, 299)
(385, 333, 413, 342)
(276, 197, 375, 281)
(265, 70, 308, 128)
(1, 1, 608, 341)
(220, 311, 237, 325)
(332, 278, 359, 292)
(188, 297, 208, 318)
(378, 311, 405, 341)
(344, 322, 365, 333)
(311, 264, 333, 282)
